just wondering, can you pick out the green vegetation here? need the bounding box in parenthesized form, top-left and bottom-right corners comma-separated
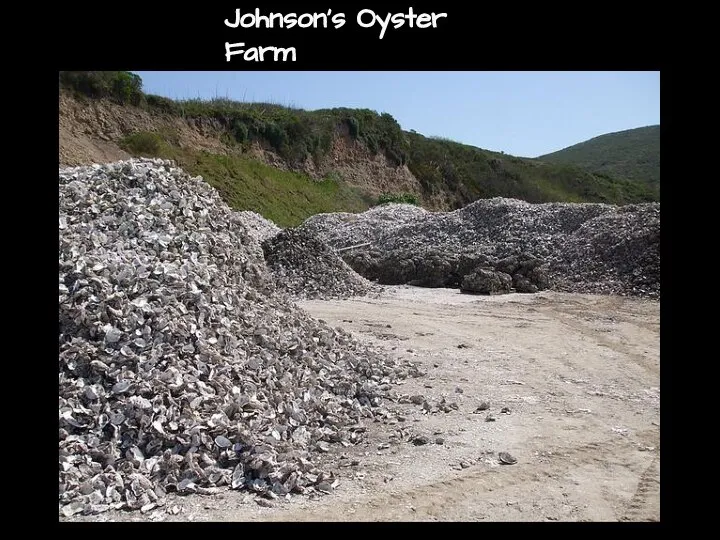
(537, 126, 660, 195)
(185, 154, 373, 227)
(376, 193, 419, 206)
(61, 70, 408, 168)
(163, 101, 408, 167)
(118, 131, 372, 227)
(59, 71, 144, 106)
(405, 132, 656, 207)
(119, 131, 165, 156)
(63, 71, 659, 225)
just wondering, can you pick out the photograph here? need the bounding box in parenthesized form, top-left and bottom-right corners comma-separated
(58, 69, 660, 523)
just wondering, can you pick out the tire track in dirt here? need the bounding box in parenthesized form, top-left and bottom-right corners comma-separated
(547, 306, 659, 375)
(263, 436, 652, 522)
(619, 456, 660, 522)
(270, 290, 660, 522)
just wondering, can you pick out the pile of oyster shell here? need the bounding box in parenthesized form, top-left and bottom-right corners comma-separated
(261, 228, 378, 300)
(298, 197, 660, 298)
(59, 159, 415, 517)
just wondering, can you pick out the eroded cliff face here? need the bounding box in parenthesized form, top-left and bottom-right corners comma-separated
(59, 93, 230, 166)
(301, 123, 448, 210)
(59, 93, 447, 210)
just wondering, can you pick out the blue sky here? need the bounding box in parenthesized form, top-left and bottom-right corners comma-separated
(132, 71, 660, 158)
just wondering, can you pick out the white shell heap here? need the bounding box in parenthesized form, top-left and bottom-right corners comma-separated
(58, 158, 417, 517)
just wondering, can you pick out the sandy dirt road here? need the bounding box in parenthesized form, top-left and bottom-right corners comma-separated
(74, 286, 660, 522)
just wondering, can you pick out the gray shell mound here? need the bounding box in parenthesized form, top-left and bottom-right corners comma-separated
(299, 198, 660, 298)
(58, 159, 416, 517)
(261, 228, 376, 300)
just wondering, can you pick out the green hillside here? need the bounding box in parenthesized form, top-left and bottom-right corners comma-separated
(537, 126, 660, 194)
(405, 133, 654, 208)
(59, 71, 659, 225)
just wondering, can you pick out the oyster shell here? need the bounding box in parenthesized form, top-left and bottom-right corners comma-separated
(58, 159, 418, 516)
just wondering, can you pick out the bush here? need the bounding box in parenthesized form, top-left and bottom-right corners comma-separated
(377, 192, 419, 206)
(346, 117, 360, 139)
(60, 71, 143, 105)
(120, 131, 164, 155)
(146, 94, 179, 114)
(232, 120, 249, 143)
(262, 122, 288, 150)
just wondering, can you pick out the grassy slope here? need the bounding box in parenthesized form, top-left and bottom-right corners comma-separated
(405, 133, 656, 207)
(120, 133, 374, 227)
(537, 126, 660, 191)
(187, 155, 374, 227)
(61, 71, 659, 226)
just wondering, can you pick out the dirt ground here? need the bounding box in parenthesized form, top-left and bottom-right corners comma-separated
(68, 286, 660, 522)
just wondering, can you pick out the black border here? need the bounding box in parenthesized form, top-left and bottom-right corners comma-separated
(56, 4, 663, 70)
(50, 1, 671, 530)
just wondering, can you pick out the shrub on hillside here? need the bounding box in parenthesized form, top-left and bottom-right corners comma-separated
(346, 117, 360, 139)
(232, 120, 249, 143)
(377, 193, 419, 206)
(120, 131, 164, 156)
(146, 94, 179, 114)
(263, 122, 288, 151)
(60, 71, 143, 106)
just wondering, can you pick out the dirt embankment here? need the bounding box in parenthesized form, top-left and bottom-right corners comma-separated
(58, 93, 230, 166)
(58, 93, 440, 207)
